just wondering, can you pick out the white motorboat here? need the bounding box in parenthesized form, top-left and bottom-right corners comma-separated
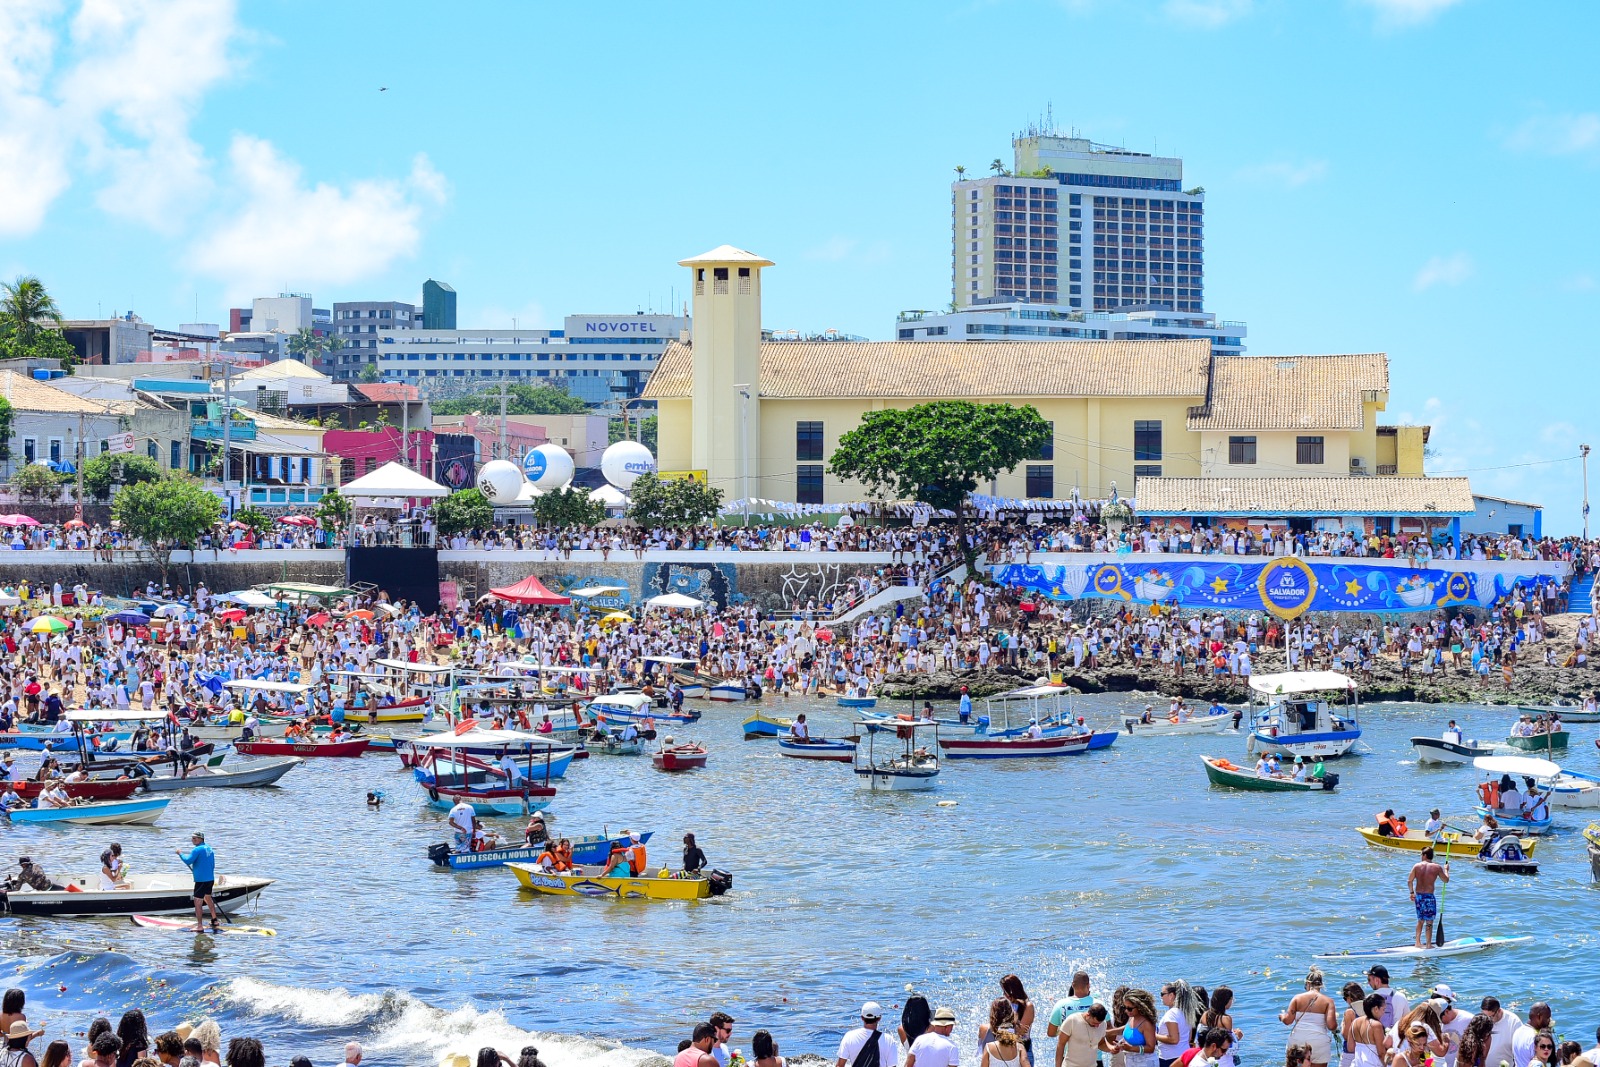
(1, 872, 274, 918)
(708, 683, 749, 702)
(1247, 671, 1362, 759)
(1547, 770, 1600, 809)
(853, 717, 939, 791)
(1123, 711, 1232, 737)
(185, 721, 289, 742)
(139, 757, 302, 790)
(1411, 735, 1495, 765)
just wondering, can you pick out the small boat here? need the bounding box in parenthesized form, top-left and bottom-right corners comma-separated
(1123, 711, 1232, 737)
(582, 732, 643, 756)
(742, 712, 793, 739)
(6, 796, 170, 825)
(854, 718, 939, 791)
(184, 721, 289, 742)
(1313, 935, 1533, 961)
(397, 739, 576, 777)
(1547, 770, 1600, 809)
(138, 757, 302, 791)
(234, 738, 371, 758)
(1086, 731, 1119, 751)
(1504, 732, 1569, 752)
(777, 737, 856, 763)
(507, 862, 726, 900)
(1477, 834, 1539, 874)
(940, 733, 1092, 760)
(708, 683, 750, 703)
(1518, 703, 1600, 723)
(837, 693, 878, 709)
(1201, 755, 1338, 792)
(1247, 671, 1362, 759)
(429, 831, 655, 870)
(11, 780, 140, 802)
(588, 693, 701, 725)
(328, 697, 430, 724)
(424, 782, 556, 816)
(1, 872, 274, 918)
(1473, 804, 1553, 834)
(1411, 736, 1495, 765)
(1354, 827, 1537, 856)
(652, 742, 708, 772)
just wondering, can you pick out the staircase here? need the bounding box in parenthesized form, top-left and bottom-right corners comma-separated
(820, 563, 969, 628)
(1569, 571, 1596, 615)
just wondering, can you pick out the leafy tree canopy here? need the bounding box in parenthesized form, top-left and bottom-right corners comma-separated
(532, 486, 608, 528)
(430, 383, 588, 417)
(432, 487, 494, 536)
(315, 489, 352, 530)
(111, 475, 223, 549)
(81, 453, 162, 500)
(233, 506, 273, 536)
(609, 415, 658, 453)
(626, 473, 724, 529)
(11, 462, 65, 502)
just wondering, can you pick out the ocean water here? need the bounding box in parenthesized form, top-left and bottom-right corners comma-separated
(2, 694, 1595, 1067)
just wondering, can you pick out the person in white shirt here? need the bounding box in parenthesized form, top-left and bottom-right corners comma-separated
(790, 714, 811, 741)
(1429, 987, 1469, 1067)
(1055, 1005, 1109, 1067)
(1480, 997, 1521, 1067)
(1442, 721, 1463, 745)
(906, 1008, 960, 1067)
(836, 1003, 898, 1067)
(1365, 968, 1407, 1031)
(447, 799, 475, 852)
(1511, 1004, 1552, 1067)
(1423, 809, 1445, 841)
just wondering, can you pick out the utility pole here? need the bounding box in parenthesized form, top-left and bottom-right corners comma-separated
(220, 363, 233, 516)
(74, 413, 85, 523)
(400, 392, 410, 470)
(498, 382, 508, 461)
(1583, 443, 1592, 540)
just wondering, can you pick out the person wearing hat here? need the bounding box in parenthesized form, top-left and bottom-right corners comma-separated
(1423, 810, 1445, 841)
(1429, 987, 1468, 1067)
(3, 1019, 43, 1067)
(523, 814, 549, 847)
(4, 858, 56, 894)
(835, 1002, 897, 1067)
(174, 832, 220, 932)
(904, 1008, 958, 1067)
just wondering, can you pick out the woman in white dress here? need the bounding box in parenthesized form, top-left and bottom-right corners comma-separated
(1279, 967, 1337, 1067)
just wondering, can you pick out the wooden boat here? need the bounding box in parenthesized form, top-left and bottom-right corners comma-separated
(1314, 935, 1532, 961)
(429, 831, 654, 870)
(588, 693, 701, 725)
(185, 720, 289, 742)
(1504, 732, 1569, 752)
(7, 796, 170, 825)
(777, 737, 856, 762)
(742, 712, 792, 739)
(12, 779, 139, 802)
(837, 694, 878, 708)
(425, 781, 555, 816)
(1519, 703, 1600, 723)
(1473, 804, 1553, 834)
(1411, 736, 1494, 765)
(1355, 826, 1537, 855)
(1086, 731, 1119, 751)
(1124, 712, 1232, 737)
(708, 683, 751, 702)
(652, 743, 708, 772)
(234, 737, 370, 758)
(940, 733, 1092, 760)
(397, 739, 576, 777)
(328, 696, 429, 724)
(1202, 755, 1338, 792)
(507, 862, 719, 900)
(0, 872, 273, 918)
(139, 757, 302, 791)
(583, 732, 643, 756)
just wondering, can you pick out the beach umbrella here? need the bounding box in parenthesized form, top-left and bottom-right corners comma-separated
(214, 608, 247, 623)
(63, 519, 87, 529)
(815, 628, 835, 642)
(153, 604, 186, 618)
(599, 611, 632, 626)
(7, 516, 39, 527)
(104, 611, 152, 626)
(344, 609, 375, 622)
(27, 616, 68, 633)
(305, 612, 332, 626)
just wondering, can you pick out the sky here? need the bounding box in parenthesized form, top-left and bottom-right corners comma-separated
(1, 0, 1596, 532)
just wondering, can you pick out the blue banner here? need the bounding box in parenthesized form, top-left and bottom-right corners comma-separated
(994, 559, 1547, 617)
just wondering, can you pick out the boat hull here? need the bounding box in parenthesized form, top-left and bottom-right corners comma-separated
(777, 738, 855, 762)
(1, 874, 273, 918)
(1249, 731, 1359, 758)
(1355, 826, 1536, 855)
(708, 685, 748, 702)
(589, 702, 701, 725)
(1473, 805, 1553, 834)
(854, 766, 938, 791)
(139, 758, 302, 790)
(433, 832, 654, 870)
(1411, 737, 1493, 765)
(1518, 705, 1600, 723)
(1202, 756, 1335, 792)
(13, 780, 139, 802)
(508, 862, 710, 900)
(741, 714, 792, 739)
(652, 748, 708, 771)
(1504, 733, 1569, 752)
(1124, 714, 1232, 737)
(1550, 773, 1600, 809)
(185, 722, 289, 742)
(583, 737, 643, 756)
(1086, 731, 1119, 751)
(234, 739, 371, 758)
(837, 696, 877, 708)
(7, 797, 170, 825)
(940, 734, 1090, 760)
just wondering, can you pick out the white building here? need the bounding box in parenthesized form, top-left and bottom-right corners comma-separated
(375, 312, 689, 405)
(249, 294, 314, 333)
(895, 302, 1245, 355)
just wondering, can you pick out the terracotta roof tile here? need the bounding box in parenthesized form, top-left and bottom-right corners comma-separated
(1187, 354, 1389, 431)
(1134, 476, 1475, 516)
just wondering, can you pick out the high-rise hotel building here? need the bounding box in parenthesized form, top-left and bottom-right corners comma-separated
(953, 132, 1205, 313)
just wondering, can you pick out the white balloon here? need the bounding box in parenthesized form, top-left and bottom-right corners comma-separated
(601, 440, 655, 489)
(523, 444, 574, 489)
(475, 460, 525, 505)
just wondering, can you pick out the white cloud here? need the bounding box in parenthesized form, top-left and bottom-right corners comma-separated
(1563, 273, 1598, 292)
(191, 136, 446, 300)
(1503, 113, 1600, 156)
(1412, 252, 1473, 292)
(1163, 0, 1252, 28)
(1355, 0, 1465, 29)
(1236, 159, 1329, 188)
(0, 0, 70, 236)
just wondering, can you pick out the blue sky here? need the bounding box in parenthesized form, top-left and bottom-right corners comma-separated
(2, 0, 1596, 531)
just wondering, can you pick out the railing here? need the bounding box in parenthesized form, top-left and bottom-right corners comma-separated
(1376, 464, 1398, 476)
(191, 419, 257, 441)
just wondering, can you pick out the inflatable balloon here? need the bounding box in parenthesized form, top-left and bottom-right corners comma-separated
(601, 440, 655, 489)
(523, 443, 575, 489)
(475, 460, 525, 505)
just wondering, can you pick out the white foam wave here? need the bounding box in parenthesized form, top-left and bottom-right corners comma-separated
(223, 977, 662, 1067)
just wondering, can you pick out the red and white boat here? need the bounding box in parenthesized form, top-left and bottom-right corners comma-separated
(937, 732, 1092, 760)
(234, 737, 371, 758)
(13, 778, 141, 801)
(652, 742, 708, 771)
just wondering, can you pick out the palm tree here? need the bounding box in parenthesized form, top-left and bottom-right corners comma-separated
(990, 158, 1007, 176)
(286, 327, 321, 364)
(322, 333, 345, 370)
(955, 165, 967, 182)
(0, 276, 63, 348)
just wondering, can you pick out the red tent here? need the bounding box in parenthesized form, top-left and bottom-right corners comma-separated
(487, 575, 572, 606)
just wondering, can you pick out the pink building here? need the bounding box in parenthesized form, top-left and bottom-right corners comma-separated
(432, 413, 548, 463)
(324, 427, 437, 483)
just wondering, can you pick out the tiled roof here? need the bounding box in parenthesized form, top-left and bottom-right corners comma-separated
(1187, 354, 1389, 431)
(0, 371, 113, 414)
(1135, 476, 1476, 516)
(238, 359, 324, 381)
(642, 339, 1213, 400)
(238, 407, 324, 433)
(354, 383, 419, 403)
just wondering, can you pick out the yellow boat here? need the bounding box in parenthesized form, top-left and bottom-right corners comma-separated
(1355, 827, 1538, 856)
(507, 863, 711, 901)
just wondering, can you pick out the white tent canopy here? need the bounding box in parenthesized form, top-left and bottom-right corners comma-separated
(589, 484, 629, 507)
(645, 592, 705, 610)
(339, 461, 451, 500)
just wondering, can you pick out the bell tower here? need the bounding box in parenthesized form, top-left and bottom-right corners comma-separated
(680, 245, 771, 501)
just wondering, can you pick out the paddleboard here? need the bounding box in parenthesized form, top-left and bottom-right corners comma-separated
(130, 915, 277, 937)
(1314, 935, 1530, 961)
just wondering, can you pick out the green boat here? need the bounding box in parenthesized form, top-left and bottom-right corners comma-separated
(1200, 755, 1337, 792)
(1504, 732, 1569, 752)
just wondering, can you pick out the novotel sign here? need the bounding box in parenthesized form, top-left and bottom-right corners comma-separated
(582, 320, 660, 334)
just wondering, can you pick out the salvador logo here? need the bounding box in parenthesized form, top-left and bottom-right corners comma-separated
(1255, 557, 1317, 620)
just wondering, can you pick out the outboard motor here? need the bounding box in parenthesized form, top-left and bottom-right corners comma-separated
(427, 842, 453, 867)
(1320, 772, 1341, 791)
(706, 869, 734, 897)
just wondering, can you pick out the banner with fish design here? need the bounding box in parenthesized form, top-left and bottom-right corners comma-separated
(994, 560, 1551, 617)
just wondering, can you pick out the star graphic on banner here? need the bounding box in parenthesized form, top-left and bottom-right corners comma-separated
(1345, 579, 1362, 596)
(1210, 577, 1229, 593)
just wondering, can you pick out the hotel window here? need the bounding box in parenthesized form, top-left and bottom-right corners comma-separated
(1029, 421, 1054, 461)
(1297, 436, 1325, 465)
(796, 421, 824, 461)
(1025, 464, 1053, 499)
(796, 464, 824, 505)
(1134, 420, 1162, 462)
(1228, 435, 1257, 465)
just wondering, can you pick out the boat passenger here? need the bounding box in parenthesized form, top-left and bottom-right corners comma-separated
(790, 715, 810, 741)
(534, 839, 573, 872)
(535, 716, 554, 735)
(1442, 721, 1462, 745)
(524, 814, 548, 847)
(1473, 814, 1500, 844)
(1524, 786, 1550, 823)
(682, 833, 707, 874)
(1141, 705, 1155, 725)
(446, 799, 475, 853)
(1498, 779, 1524, 815)
(1375, 811, 1408, 838)
(1292, 758, 1308, 783)
(1423, 809, 1444, 840)
(959, 688, 972, 723)
(1025, 719, 1043, 741)
(498, 752, 524, 787)
(5, 858, 59, 892)
(1254, 756, 1271, 778)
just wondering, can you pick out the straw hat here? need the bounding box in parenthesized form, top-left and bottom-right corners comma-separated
(5, 1022, 42, 1040)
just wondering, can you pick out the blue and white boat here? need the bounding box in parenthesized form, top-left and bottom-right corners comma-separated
(1246, 671, 1362, 759)
(7, 796, 170, 826)
(837, 693, 878, 709)
(588, 692, 701, 725)
(429, 831, 655, 870)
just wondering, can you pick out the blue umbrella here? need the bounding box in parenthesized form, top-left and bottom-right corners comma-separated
(104, 610, 152, 625)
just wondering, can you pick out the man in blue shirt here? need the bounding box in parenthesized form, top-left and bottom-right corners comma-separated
(175, 831, 221, 931)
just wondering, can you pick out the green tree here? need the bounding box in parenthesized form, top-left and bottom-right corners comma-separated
(626, 473, 724, 529)
(323, 333, 345, 368)
(828, 400, 1052, 568)
(990, 158, 1008, 176)
(233, 506, 273, 538)
(0, 276, 63, 349)
(286, 327, 323, 364)
(608, 414, 657, 452)
(357, 362, 380, 383)
(80, 452, 162, 500)
(0, 397, 12, 461)
(432, 487, 494, 536)
(430, 383, 589, 417)
(315, 488, 352, 531)
(11, 462, 64, 502)
(110, 474, 223, 581)
(532, 486, 607, 528)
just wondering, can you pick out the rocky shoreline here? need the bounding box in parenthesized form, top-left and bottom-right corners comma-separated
(879, 659, 1597, 707)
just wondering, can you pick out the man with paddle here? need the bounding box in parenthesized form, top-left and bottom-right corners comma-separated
(1407, 846, 1450, 949)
